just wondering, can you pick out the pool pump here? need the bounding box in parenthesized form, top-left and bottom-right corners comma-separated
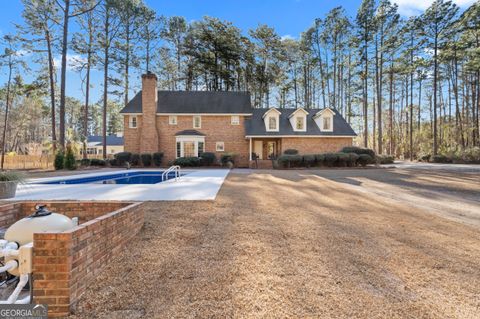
(0, 205, 77, 304)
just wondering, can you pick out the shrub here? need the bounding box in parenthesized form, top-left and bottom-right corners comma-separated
(141, 153, 153, 166)
(199, 152, 216, 166)
(303, 154, 316, 168)
(432, 155, 451, 163)
(54, 152, 64, 170)
(324, 153, 339, 167)
(283, 149, 299, 155)
(419, 153, 431, 162)
(346, 153, 359, 167)
(153, 152, 164, 166)
(341, 146, 376, 158)
(107, 158, 118, 166)
(173, 156, 200, 167)
(376, 155, 394, 164)
(315, 154, 326, 166)
(337, 152, 349, 167)
(131, 153, 140, 166)
(90, 158, 106, 166)
(80, 158, 91, 166)
(357, 154, 374, 167)
(115, 152, 132, 166)
(64, 146, 77, 170)
(277, 155, 303, 168)
(220, 153, 236, 167)
(0, 170, 26, 183)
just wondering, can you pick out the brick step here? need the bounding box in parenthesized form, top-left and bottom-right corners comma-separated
(249, 160, 273, 169)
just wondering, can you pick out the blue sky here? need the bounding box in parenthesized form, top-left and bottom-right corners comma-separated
(0, 0, 476, 103)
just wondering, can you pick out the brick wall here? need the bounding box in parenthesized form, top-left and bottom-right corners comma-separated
(124, 115, 142, 154)
(140, 73, 159, 153)
(281, 137, 353, 154)
(0, 201, 144, 317)
(157, 115, 250, 167)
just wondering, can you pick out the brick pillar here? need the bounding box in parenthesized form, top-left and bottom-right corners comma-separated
(140, 72, 159, 153)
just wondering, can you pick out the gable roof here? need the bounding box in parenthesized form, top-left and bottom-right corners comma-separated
(87, 135, 124, 146)
(175, 130, 206, 136)
(245, 108, 356, 137)
(120, 91, 253, 114)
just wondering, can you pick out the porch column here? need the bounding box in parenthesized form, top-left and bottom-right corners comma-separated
(249, 138, 252, 161)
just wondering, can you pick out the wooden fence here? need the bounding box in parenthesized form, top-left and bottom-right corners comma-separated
(2, 155, 54, 170)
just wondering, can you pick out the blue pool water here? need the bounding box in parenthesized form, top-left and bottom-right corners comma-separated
(39, 171, 183, 185)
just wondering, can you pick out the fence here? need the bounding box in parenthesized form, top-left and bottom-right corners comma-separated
(1, 155, 54, 170)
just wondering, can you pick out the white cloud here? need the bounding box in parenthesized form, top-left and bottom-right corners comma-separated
(393, 0, 476, 16)
(53, 53, 87, 71)
(281, 34, 295, 41)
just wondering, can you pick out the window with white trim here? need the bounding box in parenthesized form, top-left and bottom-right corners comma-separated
(216, 142, 225, 152)
(295, 117, 304, 130)
(323, 116, 332, 131)
(268, 117, 277, 130)
(169, 115, 177, 125)
(193, 115, 201, 129)
(129, 116, 137, 128)
(231, 116, 240, 125)
(175, 136, 205, 158)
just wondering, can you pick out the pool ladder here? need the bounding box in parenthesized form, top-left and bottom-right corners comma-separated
(162, 165, 181, 181)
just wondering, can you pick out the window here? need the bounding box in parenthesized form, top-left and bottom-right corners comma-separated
(129, 116, 137, 128)
(193, 116, 201, 129)
(216, 142, 225, 152)
(169, 116, 177, 125)
(175, 137, 205, 158)
(323, 117, 331, 130)
(296, 117, 304, 130)
(231, 116, 240, 125)
(268, 117, 277, 130)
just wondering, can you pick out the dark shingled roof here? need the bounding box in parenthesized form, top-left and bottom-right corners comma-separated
(244, 108, 357, 137)
(120, 91, 253, 114)
(87, 135, 124, 146)
(175, 130, 206, 136)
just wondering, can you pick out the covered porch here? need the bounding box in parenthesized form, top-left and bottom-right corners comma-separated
(248, 138, 282, 161)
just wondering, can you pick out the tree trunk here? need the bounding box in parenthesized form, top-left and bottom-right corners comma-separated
(0, 58, 13, 170)
(59, 0, 70, 151)
(45, 29, 57, 153)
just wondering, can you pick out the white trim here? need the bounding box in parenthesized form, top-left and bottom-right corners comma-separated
(245, 135, 355, 138)
(215, 142, 225, 152)
(157, 113, 252, 116)
(128, 115, 138, 128)
(175, 136, 205, 158)
(288, 108, 309, 118)
(193, 115, 202, 129)
(231, 115, 240, 125)
(262, 108, 282, 119)
(168, 115, 178, 125)
(313, 108, 335, 119)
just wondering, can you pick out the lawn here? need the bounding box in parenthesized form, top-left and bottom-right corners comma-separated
(67, 167, 480, 318)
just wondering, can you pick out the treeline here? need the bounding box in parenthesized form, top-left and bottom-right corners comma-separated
(0, 0, 479, 164)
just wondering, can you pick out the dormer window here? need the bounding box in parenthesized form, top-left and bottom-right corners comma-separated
(313, 108, 335, 132)
(289, 108, 308, 132)
(323, 117, 331, 130)
(295, 117, 304, 130)
(268, 117, 277, 130)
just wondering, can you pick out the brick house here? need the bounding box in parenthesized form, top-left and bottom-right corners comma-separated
(120, 73, 356, 167)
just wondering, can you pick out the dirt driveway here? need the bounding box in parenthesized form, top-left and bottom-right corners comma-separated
(71, 168, 480, 319)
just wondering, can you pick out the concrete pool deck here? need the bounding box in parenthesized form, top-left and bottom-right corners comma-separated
(11, 169, 230, 201)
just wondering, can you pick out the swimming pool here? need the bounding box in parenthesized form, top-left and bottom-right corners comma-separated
(38, 171, 183, 185)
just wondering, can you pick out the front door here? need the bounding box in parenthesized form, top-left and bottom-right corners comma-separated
(254, 141, 263, 159)
(267, 142, 276, 159)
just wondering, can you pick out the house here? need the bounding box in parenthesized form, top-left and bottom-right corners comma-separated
(120, 72, 356, 167)
(83, 135, 124, 157)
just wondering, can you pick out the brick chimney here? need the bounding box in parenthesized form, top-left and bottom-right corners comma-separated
(140, 72, 159, 153)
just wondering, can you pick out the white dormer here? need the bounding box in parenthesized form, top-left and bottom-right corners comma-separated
(313, 108, 335, 132)
(263, 108, 281, 132)
(288, 108, 308, 132)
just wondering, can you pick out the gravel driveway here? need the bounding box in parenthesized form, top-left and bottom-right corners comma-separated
(70, 167, 480, 319)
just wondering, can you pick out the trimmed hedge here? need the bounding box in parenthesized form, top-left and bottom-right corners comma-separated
(54, 152, 64, 170)
(284, 149, 299, 155)
(114, 152, 132, 165)
(173, 157, 200, 167)
(90, 158, 106, 166)
(80, 158, 91, 166)
(376, 155, 394, 164)
(199, 152, 216, 166)
(153, 152, 164, 166)
(220, 153, 236, 166)
(277, 151, 374, 169)
(141, 153, 153, 166)
(131, 153, 140, 166)
(341, 146, 375, 158)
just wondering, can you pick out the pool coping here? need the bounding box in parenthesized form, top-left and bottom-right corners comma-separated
(10, 169, 230, 201)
